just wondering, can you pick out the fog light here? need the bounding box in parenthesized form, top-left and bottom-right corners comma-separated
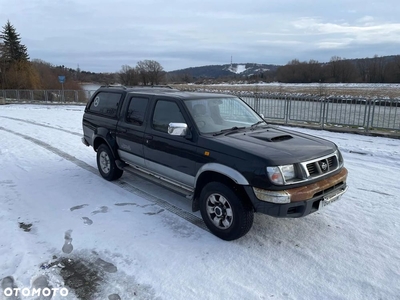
(253, 187, 290, 203)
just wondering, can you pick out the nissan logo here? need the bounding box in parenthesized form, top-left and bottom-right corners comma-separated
(320, 161, 328, 171)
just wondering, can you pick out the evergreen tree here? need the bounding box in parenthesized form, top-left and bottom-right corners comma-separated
(0, 20, 29, 64)
(0, 21, 39, 89)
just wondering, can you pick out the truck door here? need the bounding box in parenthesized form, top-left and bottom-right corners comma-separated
(144, 98, 197, 187)
(116, 95, 149, 168)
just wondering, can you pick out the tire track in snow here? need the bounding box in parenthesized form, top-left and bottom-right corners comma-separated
(0, 116, 82, 136)
(0, 126, 207, 232)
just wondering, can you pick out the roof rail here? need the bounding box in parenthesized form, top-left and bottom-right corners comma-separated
(125, 85, 174, 89)
(99, 84, 176, 90)
(100, 85, 127, 90)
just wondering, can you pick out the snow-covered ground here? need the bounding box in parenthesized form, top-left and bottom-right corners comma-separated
(227, 64, 247, 74)
(0, 104, 399, 300)
(212, 82, 400, 89)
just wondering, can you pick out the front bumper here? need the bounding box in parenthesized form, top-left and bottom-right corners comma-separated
(81, 137, 90, 146)
(245, 168, 348, 218)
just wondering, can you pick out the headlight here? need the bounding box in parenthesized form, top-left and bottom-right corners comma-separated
(267, 165, 295, 185)
(281, 165, 295, 180)
(337, 149, 344, 167)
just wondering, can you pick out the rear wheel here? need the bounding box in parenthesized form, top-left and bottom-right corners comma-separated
(96, 144, 123, 181)
(199, 182, 254, 241)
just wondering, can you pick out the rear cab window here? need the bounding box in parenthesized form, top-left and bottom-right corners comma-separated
(88, 92, 123, 118)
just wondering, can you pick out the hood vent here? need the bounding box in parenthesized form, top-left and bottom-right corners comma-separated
(271, 135, 293, 142)
(253, 134, 293, 142)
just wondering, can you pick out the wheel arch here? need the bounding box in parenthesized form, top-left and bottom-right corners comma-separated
(92, 128, 119, 159)
(192, 164, 252, 212)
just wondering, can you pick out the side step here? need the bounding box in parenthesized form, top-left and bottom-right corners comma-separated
(117, 162, 193, 200)
(116, 160, 128, 170)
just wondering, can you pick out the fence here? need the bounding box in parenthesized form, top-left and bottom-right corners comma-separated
(1, 89, 399, 135)
(237, 94, 399, 134)
(0, 89, 96, 104)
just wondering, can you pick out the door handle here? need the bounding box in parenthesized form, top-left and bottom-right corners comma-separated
(145, 134, 153, 145)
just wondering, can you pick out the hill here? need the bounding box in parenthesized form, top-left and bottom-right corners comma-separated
(167, 63, 280, 81)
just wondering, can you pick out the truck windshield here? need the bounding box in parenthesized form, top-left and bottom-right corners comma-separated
(184, 97, 264, 134)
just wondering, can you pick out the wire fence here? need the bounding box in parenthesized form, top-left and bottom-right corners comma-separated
(1, 89, 399, 134)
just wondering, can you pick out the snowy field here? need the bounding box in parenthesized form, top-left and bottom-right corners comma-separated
(0, 104, 400, 300)
(176, 83, 400, 100)
(212, 82, 400, 89)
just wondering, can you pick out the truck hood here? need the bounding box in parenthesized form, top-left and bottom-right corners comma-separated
(215, 126, 337, 165)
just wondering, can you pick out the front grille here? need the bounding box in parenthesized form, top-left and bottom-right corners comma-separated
(280, 151, 342, 186)
(303, 153, 339, 178)
(307, 163, 316, 175)
(327, 156, 334, 167)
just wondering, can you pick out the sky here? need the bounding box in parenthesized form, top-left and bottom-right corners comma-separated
(1, 0, 400, 72)
(0, 104, 399, 299)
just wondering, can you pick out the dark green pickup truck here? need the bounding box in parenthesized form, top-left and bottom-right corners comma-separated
(82, 86, 348, 240)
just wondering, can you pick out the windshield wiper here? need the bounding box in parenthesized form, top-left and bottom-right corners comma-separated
(213, 126, 246, 136)
(250, 120, 266, 129)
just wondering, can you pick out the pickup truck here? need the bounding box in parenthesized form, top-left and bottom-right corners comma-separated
(82, 86, 348, 240)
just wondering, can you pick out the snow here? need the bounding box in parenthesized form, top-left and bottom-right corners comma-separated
(212, 82, 400, 89)
(1, 104, 400, 299)
(228, 64, 247, 74)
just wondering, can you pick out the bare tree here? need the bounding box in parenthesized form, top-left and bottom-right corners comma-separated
(367, 55, 386, 83)
(146, 60, 164, 85)
(303, 59, 323, 82)
(135, 60, 165, 85)
(393, 55, 400, 82)
(276, 59, 303, 83)
(118, 65, 138, 86)
(135, 60, 149, 85)
(181, 72, 192, 83)
(328, 56, 356, 82)
(356, 58, 369, 82)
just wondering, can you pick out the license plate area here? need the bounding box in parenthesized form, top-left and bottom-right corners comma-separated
(318, 187, 347, 210)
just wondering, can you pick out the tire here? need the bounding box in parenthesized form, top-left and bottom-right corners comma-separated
(199, 182, 254, 241)
(96, 144, 123, 181)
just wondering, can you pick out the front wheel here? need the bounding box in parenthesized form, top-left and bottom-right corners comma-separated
(96, 144, 123, 181)
(199, 182, 254, 241)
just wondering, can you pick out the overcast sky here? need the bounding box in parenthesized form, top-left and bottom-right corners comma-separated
(1, 0, 400, 72)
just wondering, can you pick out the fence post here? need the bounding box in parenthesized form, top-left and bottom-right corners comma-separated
(254, 93, 260, 113)
(365, 99, 374, 133)
(321, 98, 327, 130)
(285, 96, 289, 125)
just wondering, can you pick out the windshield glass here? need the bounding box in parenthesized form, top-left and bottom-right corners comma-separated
(184, 97, 263, 134)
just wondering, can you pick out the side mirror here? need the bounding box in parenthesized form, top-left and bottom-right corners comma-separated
(168, 123, 188, 136)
